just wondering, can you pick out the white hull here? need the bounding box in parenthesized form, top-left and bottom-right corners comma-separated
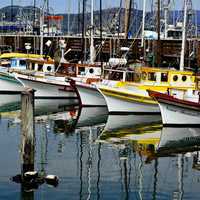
(76, 82, 106, 106)
(0, 72, 24, 91)
(0, 72, 24, 109)
(99, 91, 160, 114)
(17, 75, 77, 99)
(158, 102, 200, 126)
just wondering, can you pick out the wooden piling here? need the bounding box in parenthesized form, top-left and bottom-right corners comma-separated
(20, 88, 35, 174)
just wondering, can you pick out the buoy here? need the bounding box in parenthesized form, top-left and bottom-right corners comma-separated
(45, 175, 59, 187)
(24, 171, 38, 182)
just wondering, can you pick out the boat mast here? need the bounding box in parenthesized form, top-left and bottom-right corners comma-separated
(164, 0, 170, 39)
(180, 0, 188, 71)
(141, 0, 146, 47)
(124, 0, 132, 39)
(67, 0, 71, 35)
(156, 0, 161, 67)
(82, 0, 86, 62)
(99, 0, 102, 64)
(90, 0, 95, 63)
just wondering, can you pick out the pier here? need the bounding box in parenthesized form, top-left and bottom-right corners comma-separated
(1, 34, 200, 67)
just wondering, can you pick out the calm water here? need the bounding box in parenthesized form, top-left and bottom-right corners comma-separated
(1, 104, 200, 200)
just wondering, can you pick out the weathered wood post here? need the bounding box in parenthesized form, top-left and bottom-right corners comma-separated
(20, 88, 35, 175)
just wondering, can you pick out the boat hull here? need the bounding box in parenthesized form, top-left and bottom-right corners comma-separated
(98, 88, 160, 114)
(159, 101, 200, 126)
(148, 90, 200, 126)
(16, 75, 78, 100)
(75, 82, 106, 107)
(0, 72, 24, 91)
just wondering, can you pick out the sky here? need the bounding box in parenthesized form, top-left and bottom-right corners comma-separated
(0, 0, 200, 14)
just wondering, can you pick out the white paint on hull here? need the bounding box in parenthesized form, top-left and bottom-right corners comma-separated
(76, 83, 106, 106)
(17, 77, 76, 98)
(159, 102, 200, 125)
(100, 92, 160, 113)
(0, 73, 24, 91)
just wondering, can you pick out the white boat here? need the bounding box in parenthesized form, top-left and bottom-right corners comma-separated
(75, 81, 106, 107)
(148, 90, 200, 126)
(97, 67, 196, 114)
(0, 56, 80, 103)
(15, 72, 77, 99)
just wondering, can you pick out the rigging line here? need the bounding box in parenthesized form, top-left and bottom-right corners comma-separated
(95, 7, 124, 59)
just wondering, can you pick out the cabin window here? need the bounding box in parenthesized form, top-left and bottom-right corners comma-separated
(141, 72, 147, 80)
(148, 72, 156, 81)
(19, 60, 26, 66)
(126, 72, 135, 82)
(182, 75, 187, 82)
(173, 75, 178, 82)
(78, 67, 85, 75)
(47, 66, 52, 71)
(161, 73, 168, 82)
(31, 63, 35, 70)
(38, 64, 43, 71)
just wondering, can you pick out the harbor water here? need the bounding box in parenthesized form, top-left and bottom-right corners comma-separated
(1, 102, 200, 200)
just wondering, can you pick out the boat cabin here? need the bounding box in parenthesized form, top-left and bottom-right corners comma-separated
(57, 63, 102, 78)
(0, 57, 55, 73)
(26, 58, 55, 73)
(103, 66, 196, 89)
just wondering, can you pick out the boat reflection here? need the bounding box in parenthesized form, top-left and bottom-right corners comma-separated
(76, 106, 108, 129)
(98, 114, 162, 164)
(96, 115, 162, 200)
(103, 114, 162, 133)
(157, 127, 200, 156)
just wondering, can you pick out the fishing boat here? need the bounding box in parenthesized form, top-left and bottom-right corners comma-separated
(97, 66, 196, 114)
(0, 62, 78, 103)
(148, 90, 200, 126)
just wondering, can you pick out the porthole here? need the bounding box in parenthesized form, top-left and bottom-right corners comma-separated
(47, 66, 52, 71)
(173, 75, 178, 82)
(182, 75, 187, 82)
(89, 68, 94, 74)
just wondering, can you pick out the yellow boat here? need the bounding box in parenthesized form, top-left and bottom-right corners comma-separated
(97, 66, 196, 114)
